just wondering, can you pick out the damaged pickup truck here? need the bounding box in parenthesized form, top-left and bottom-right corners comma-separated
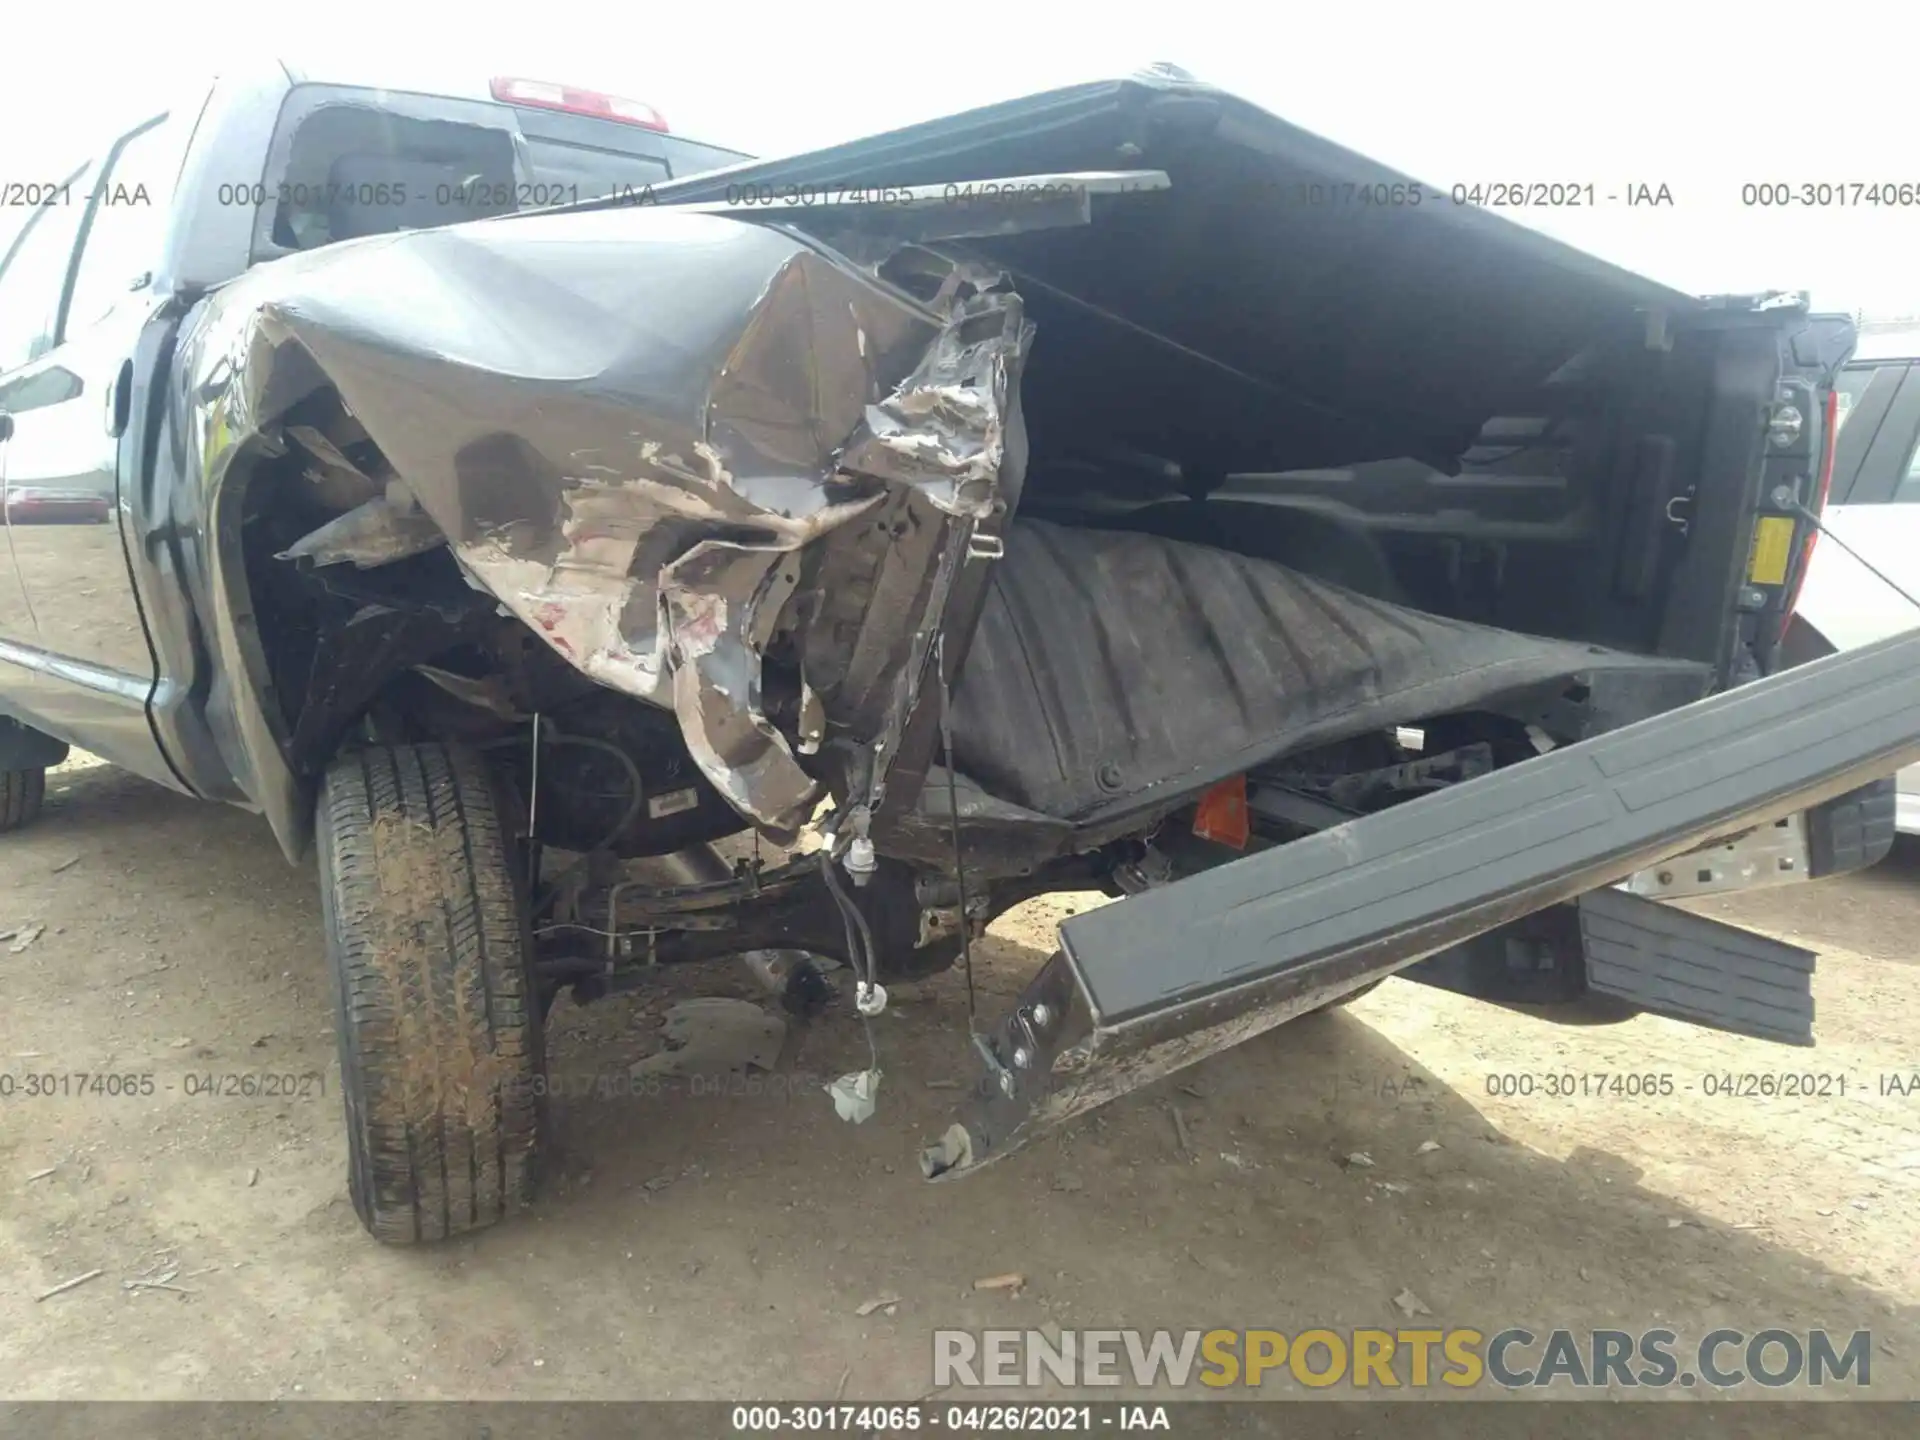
(4, 63, 1918, 1244)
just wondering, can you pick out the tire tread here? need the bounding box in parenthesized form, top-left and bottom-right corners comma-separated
(0, 768, 45, 832)
(318, 742, 540, 1243)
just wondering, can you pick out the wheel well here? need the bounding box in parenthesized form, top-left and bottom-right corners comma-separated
(230, 386, 751, 860)
(237, 441, 499, 777)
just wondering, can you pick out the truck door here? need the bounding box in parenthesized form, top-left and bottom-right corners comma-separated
(0, 112, 184, 782)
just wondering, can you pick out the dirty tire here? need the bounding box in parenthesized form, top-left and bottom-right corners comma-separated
(0, 767, 45, 832)
(318, 743, 543, 1244)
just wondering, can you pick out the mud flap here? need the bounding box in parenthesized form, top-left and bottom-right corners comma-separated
(923, 626, 1920, 1179)
(1578, 888, 1815, 1045)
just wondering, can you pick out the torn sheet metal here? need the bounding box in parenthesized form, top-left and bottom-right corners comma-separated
(839, 284, 1032, 517)
(284, 423, 381, 509)
(183, 189, 1081, 830)
(277, 484, 445, 568)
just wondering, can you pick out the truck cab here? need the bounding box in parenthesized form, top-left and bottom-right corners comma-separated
(0, 63, 747, 801)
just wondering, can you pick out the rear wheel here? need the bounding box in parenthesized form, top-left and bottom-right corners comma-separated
(0, 767, 44, 832)
(317, 742, 544, 1243)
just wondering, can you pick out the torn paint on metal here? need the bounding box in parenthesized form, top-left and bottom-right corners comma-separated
(195, 188, 1074, 830)
(277, 485, 445, 568)
(839, 285, 1034, 518)
(284, 423, 381, 509)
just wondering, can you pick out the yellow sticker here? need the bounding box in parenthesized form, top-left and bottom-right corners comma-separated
(1747, 514, 1795, 587)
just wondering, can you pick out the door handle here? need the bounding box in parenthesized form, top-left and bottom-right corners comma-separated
(0, 410, 13, 442)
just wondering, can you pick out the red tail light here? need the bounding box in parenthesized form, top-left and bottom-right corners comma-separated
(489, 77, 669, 132)
(1778, 386, 1840, 638)
(1192, 774, 1250, 849)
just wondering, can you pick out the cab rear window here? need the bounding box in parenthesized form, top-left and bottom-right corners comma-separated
(255, 85, 751, 259)
(522, 137, 669, 200)
(512, 108, 749, 202)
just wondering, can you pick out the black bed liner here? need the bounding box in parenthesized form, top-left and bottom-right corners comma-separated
(924, 623, 1920, 1176)
(948, 519, 1711, 823)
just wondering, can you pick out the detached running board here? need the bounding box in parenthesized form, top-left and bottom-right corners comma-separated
(922, 626, 1920, 1179)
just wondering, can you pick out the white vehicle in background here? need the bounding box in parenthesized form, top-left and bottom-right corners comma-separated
(1790, 323, 1920, 834)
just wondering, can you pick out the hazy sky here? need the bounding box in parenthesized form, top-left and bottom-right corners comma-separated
(7, 0, 1916, 316)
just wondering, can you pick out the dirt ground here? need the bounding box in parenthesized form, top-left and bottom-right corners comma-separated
(0, 754, 1915, 1421)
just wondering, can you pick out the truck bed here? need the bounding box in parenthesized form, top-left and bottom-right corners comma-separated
(948, 519, 1712, 823)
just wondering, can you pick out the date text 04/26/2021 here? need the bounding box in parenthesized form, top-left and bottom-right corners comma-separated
(729, 1405, 1169, 1432)
(0, 1070, 327, 1100)
(1481, 1070, 1920, 1100)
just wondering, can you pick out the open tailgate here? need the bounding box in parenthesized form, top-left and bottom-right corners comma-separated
(923, 625, 1920, 1177)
